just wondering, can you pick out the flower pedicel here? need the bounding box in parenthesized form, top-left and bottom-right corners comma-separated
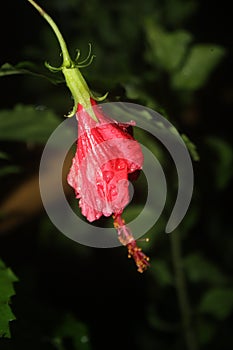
(27, 0, 149, 272)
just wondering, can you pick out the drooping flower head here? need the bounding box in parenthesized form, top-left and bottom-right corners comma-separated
(67, 99, 149, 272)
(67, 98, 143, 222)
(28, 0, 150, 272)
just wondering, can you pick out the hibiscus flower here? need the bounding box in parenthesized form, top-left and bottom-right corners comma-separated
(67, 99, 150, 272)
(28, 0, 150, 272)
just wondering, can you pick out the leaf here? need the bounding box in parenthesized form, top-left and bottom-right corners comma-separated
(0, 151, 9, 160)
(52, 314, 91, 350)
(147, 307, 178, 332)
(196, 318, 216, 345)
(145, 21, 193, 72)
(0, 151, 21, 178)
(149, 259, 173, 286)
(0, 165, 22, 177)
(183, 253, 226, 285)
(199, 288, 233, 320)
(0, 259, 18, 338)
(0, 105, 61, 143)
(181, 134, 200, 161)
(171, 44, 226, 90)
(205, 136, 233, 190)
(0, 62, 64, 85)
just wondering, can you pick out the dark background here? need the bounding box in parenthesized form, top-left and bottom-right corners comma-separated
(0, 1, 232, 349)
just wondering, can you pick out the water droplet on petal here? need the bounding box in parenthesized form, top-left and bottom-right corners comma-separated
(103, 170, 114, 183)
(110, 188, 118, 197)
(116, 159, 126, 170)
(130, 163, 137, 172)
(110, 128, 117, 134)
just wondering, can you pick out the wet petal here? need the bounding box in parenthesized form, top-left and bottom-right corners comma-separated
(67, 102, 143, 222)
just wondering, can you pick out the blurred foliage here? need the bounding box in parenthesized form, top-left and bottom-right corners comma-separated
(171, 44, 225, 90)
(51, 314, 91, 350)
(0, 260, 18, 338)
(0, 63, 64, 84)
(205, 136, 233, 190)
(0, 0, 232, 349)
(0, 105, 61, 143)
(198, 288, 233, 320)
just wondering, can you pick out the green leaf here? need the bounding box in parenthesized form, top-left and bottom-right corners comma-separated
(0, 151, 9, 160)
(0, 151, 21, 177)
(145, 21, 193, 72)
(171, 44, 225, 90)
(147, 307, 178, 332)
(196, 318, 216, 345)
(0, 62, 64, 85)
(0, 105, 61, 143)
(0, 259, 18, 338)
(199, 288, 233, 320)
(0, 165, 22, 177)
(0, 151, 21, 178)
(149, 259, 173, 286)
(181, 134, 200, 161)
(205, 137, 233, 190)
(183, 253, 226, 285)
(52, 314, 91, 350)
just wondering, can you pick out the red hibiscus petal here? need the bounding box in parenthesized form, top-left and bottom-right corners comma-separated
(67, 101, 143, 222)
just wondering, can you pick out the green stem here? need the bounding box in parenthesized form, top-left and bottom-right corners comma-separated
(27, 0, 71, 67)
(27, 0, 100, 119)
(170, 231, 199, 350)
